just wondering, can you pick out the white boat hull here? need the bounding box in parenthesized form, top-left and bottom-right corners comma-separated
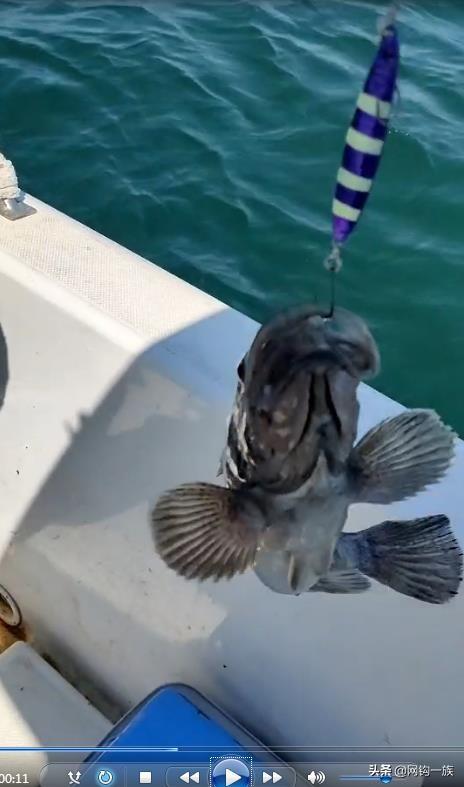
(0, 196, 462, 750)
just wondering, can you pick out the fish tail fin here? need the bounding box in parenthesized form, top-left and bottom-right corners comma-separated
(150, 482, 264, 581)
(351, 515, 462, 604)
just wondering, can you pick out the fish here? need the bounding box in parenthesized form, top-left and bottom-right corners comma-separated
(150, 304, 461, 604)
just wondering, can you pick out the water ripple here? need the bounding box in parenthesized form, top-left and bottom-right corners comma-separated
(0, 0, 463, 431)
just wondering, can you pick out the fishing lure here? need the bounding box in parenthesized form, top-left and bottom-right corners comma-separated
(325, 5, 400, 276)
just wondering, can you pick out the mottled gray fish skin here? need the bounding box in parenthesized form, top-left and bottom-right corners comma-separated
(223, 305, 379, 495)
(151, 304, 461, 604)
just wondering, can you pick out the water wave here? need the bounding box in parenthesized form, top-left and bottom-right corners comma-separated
(0, 0, 462, 430)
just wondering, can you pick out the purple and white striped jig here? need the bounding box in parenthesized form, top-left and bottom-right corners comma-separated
(325, 6, 400, 275)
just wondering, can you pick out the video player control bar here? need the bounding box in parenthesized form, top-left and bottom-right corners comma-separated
(38, 758, 455, 787)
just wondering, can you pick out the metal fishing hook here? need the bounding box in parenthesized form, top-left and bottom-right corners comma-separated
(323, 243, 342, 317)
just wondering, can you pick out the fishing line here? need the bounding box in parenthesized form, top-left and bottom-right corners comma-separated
(328, 266, 336, 319)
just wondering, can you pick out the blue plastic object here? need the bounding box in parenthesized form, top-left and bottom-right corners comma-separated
(85, 684, 277, 765)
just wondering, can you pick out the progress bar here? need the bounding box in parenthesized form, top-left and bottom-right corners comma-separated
(0, 747, 180, 752)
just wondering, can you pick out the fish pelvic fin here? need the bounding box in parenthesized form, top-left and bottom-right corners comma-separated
(349, 515, 462, 605)
(287, 554, 320, 595)
(310, 570, 371, 594)
(348, 409, 455, 504)
(151, 482, 265, 581)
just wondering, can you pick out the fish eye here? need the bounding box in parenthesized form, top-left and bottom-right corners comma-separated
(237, 358, 245, 382)
(336, 340, 374, 373)
(336, 339, 356, 352)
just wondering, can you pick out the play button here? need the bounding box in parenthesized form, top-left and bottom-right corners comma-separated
(212, 759, 250, 787)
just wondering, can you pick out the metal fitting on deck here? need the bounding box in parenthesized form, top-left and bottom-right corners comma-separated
(0, 153, 36, 221)
(0, 583, 22, 627)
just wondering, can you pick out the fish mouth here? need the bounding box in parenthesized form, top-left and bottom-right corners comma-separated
(300, 372, 342, 440)
(289, 364, 351, 481)
(302, 344, 368, 380)
(269, 347, 340, 400)
(322, 372, 343, 436)
(300, 345, 360, 441)
(303, 348, 339, 371)
(299, 351, 344, 428)
(244, 334, 359, 492)
(264, 348, 348, 468)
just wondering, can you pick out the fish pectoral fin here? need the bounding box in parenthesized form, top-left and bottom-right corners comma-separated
(348, 409, 455, 504)
(310, 570, 371, 594)
(351, 515, 463, 605)
(151, 482, 265, 581)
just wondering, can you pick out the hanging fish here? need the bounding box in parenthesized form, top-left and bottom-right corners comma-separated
(326, 5, 400, 273)
(150, 303, 461, 603)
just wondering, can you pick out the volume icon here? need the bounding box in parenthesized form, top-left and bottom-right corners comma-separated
(307, 773, 325, 785)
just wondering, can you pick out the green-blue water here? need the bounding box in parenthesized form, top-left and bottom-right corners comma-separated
(1, 1, 463, 431)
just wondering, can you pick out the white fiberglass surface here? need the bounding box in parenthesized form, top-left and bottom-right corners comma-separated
(0, 237, 462, 751)
(0, 643, 110, 769)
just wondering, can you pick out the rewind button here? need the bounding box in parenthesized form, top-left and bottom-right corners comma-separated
(181, 773, 200, 785)
(166, 767, 209, 787)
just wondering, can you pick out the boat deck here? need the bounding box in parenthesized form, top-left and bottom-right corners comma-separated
(0, 195, 462, 750)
